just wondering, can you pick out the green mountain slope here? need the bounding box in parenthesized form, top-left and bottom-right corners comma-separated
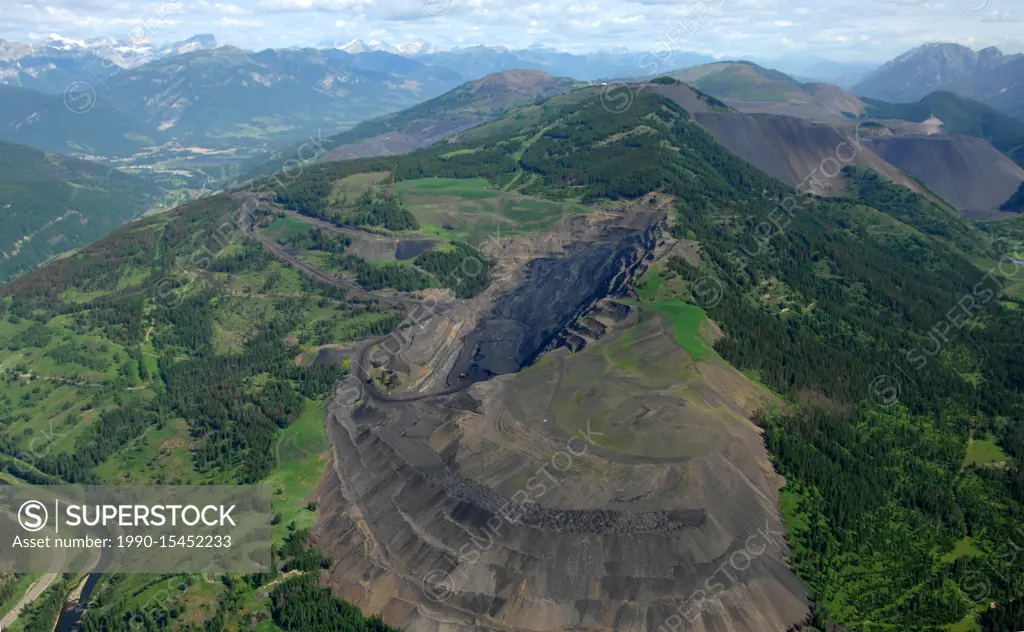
(0, 85, 164, 158)
(322, 69, 580, 159)
(668, 61, 806, 101)
(865, 90, 1024, 166)
(237, 70, 580, 183)
(0, 141, 162, 280)
(100, 47, 463, 150)
(274, 88, 1024, 629)
(1, 86, 1023, 631)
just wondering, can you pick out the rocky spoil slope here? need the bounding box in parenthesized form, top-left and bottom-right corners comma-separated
(866, 134, 1024, 214)
(311, 210, 809, 632)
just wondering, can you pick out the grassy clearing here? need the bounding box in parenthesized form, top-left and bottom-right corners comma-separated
(330, 171, 391, 197)
(440, 148, 480, 158)
(391, 177, 589, 243)
(940, 536, 984, 563)
(964, 435, 1008, 467)
(946, 612, 983, 632)
(94, 417, 197, 484)
(265, 399, 327, 545)
(972, 255, 1024, 299)
(635, 263, 693, 303)
(645, 299, 712, 361)
(261, 216, 314, 242)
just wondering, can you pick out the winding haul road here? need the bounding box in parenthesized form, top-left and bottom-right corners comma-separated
(0, 572, 59, 629)
(0, 502, 65, 630)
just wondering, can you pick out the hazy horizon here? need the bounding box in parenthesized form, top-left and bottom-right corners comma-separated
(2, 0, 1020, 66)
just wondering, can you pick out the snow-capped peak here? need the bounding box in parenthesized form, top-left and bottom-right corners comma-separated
(394, 39, 448, 56)
(42, 33, 88, 50)
(337, 38, 397, 54)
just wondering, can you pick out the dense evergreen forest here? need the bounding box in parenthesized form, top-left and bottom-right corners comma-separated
(277, 184, 419, 231)
(283, 226, 352, 253)
(413, 242, 491, 298)
(270, 573, 399, 632)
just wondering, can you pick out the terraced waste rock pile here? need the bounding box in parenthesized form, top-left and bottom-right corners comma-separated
(312, 209, 810, 632)
(425, 465, 705, 534)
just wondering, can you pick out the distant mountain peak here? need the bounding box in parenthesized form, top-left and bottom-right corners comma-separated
(41, 33, 88, 49)
(163, 34, 217, 53)
(852, 42, 1024, 120)
(336, 38, 395, 54)
(853, 42, 1020, 103)
(395, 39, 448, 56)
(473, 68, 556, 87)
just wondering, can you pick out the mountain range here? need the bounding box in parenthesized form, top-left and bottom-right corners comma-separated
(853, 43, 1024, 120)
(1, 33, 1023, 224)
(0, 33, 219, 93)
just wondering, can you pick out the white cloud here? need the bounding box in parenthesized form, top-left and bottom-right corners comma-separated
(213, 3, 248, 14)
(0, 0, 1020, 64)
(219, 16, 263, 26)
(257, 0, 369, 10)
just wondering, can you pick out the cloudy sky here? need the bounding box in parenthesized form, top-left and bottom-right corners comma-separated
(0, 0, 1019, 63)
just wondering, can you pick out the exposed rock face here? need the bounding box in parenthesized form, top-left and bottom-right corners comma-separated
(449, 224, 658, 383)
(312, 211, 810, 632)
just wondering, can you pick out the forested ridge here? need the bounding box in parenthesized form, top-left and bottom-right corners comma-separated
(277, 182, 419, 231)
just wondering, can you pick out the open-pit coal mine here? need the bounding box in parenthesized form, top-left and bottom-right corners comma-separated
(448, 226, 657, 385)
(312, 210, 810, 632)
